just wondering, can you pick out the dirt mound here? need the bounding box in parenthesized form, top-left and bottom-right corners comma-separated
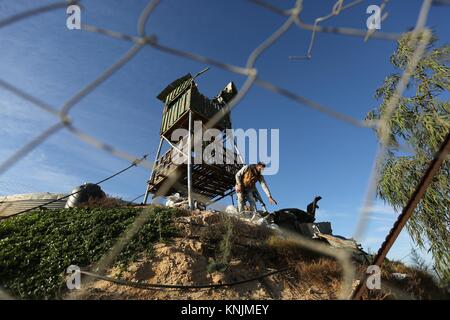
(84, 239, 279, 300)
(80, 209, 447, 300)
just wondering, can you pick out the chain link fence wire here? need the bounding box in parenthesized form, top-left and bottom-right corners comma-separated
(0, 154, 148, 220)
(0, 0, 448, 300)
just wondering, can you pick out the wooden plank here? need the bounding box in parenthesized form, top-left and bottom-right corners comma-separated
(162, 108, 169, 134)
(177, 92, 185, 120)
(173, 95, 179, 121)
(185, 88, 191, 112)
(183, 90, 189, 113)
(167, 104, 172, 130)
(192, 170, 234, 190)
(191, 183, 220, 195)
(181, 168, 230, 197)
(169, 102, 176, 129)
(194, 183, 227, 196)
(174, 84, 181, 98)
(190, 179, 221, 195)
(166, 90, 173, 105)
(198, 178, 231, 191)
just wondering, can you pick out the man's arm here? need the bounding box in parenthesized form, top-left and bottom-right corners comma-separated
(259, 176, 277, 205)
(259, 176, 272, 198)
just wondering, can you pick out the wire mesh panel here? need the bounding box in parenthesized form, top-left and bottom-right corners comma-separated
(0, 0, 448, 300)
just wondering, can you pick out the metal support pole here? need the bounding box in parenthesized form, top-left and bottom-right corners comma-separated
(351, 131, 450, 300)
(143, 137, 164, 205)
(187, 111, 194, 210)
(232, 135, 245, 165)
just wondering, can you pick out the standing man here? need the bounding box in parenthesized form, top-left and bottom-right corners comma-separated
(235, 162, 277, 213)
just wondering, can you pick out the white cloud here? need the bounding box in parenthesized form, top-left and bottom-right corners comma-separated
(367, 216, 395, 222)
(354, 202, 399, 225)
(360, 236, 385, 252)
(374, 225, 391, 233)
(0, 95, 55, 138)
(364, 203, 399, 215)
(316, 209, 352, 219)
(0, 148, 80, 195)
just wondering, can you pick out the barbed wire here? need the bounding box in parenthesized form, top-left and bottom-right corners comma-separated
(0, 0, 446, 300)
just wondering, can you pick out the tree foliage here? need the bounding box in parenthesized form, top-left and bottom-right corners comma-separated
(366, 31, 449, 285)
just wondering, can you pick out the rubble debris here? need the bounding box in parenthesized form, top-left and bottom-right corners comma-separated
(168, 197, 369, 262)
(391, 273, 410, 281)
(225, 205, 238, 214)
(166, 193, 206, 210)
(166, 193, 189, 209)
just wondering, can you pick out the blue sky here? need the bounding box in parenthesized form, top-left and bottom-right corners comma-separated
(0, 0, 449, 267)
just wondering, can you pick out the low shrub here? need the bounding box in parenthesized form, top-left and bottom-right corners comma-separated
(0, 205, 178, 299)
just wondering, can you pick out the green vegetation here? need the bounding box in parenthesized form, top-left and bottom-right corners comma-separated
(0, 206, 178, 299)
(366, 31, 450, 286)
(207, 214, 234, 273)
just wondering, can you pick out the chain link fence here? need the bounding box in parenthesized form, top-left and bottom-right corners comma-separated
(0, 0, 447, 300)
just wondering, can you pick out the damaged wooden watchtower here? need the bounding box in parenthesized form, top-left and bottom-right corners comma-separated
(143, 68, 243, 209)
